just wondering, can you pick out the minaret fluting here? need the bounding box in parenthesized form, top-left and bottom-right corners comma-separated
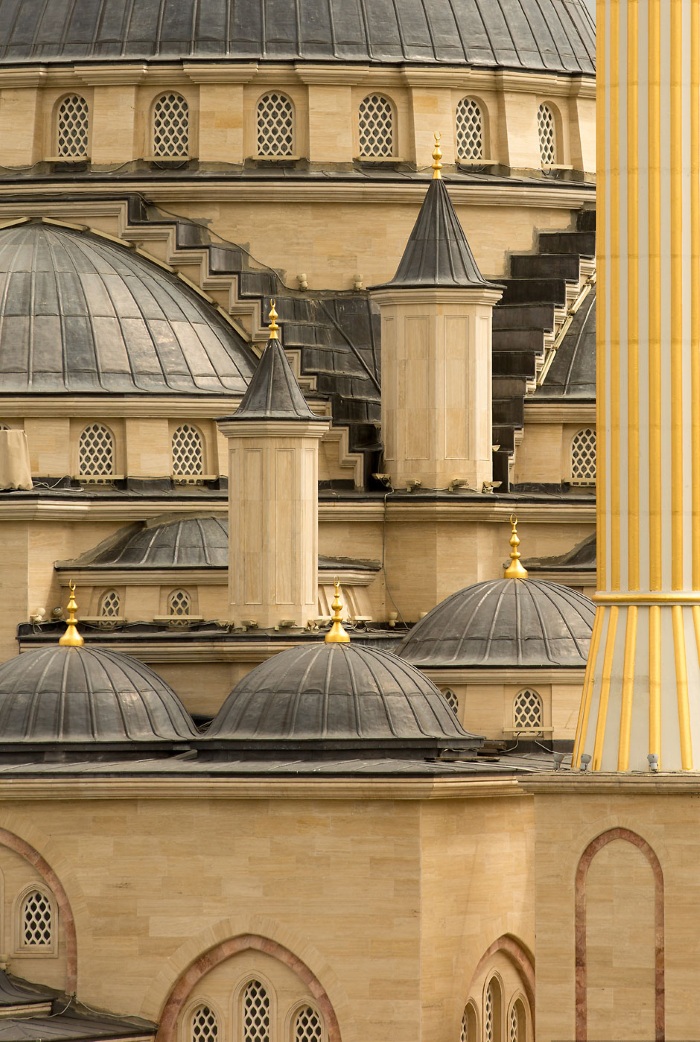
(574, 0, 700, 771)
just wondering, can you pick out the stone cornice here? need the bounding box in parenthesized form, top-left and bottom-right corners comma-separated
(0, 398, 330, 419)
(521, 773, 700, 794)
(54, 566, 375, 587)
(523, 401, 596, 424)
(73, 64, 149, 86)
(218, 418, 329, 439)
(371, 287, 504, 306)
(183, 63, 259, 85)
(424, 667, 587, 684)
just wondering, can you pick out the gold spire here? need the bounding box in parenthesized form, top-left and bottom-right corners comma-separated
(325, 577, 350, 644)
(503, 515, 529, 580)
(58, 581, 84, 647)
(268, 299, 279, 340)
(432, 132, 442, 179)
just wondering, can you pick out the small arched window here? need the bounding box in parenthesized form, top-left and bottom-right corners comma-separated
(294, 1006, 323, 1042)
(257, 93, 294, 157)
(100, 590, 121, 618)
(57, 94, 89, 157)
(456, 97, 484, 160)
(191, 1004, 218, 1042)
(243, 979, 270, 1042)
(538, 103, 557, 165)
(460, 1002, 478, 1042)
(442, 688, 459, 715)
(508, 999, 527, 1042)
(358, 94, 394, 157)
(484, 978, 503, 1042)
(79, 423, 114, 478)
(513, 689, 543, 731)
(153, 93, 190, 157)
(571, 428, 596, 484)
(172, 424, 204, 478)
(20, 889, 53, 949)
(168, 589, 191, 617)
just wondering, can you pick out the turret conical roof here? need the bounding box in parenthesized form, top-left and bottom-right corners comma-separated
(228, 334, 317, 422)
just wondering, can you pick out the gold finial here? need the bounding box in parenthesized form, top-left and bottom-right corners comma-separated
(58, 581, 84, 647)
(432, 132, 442, 179)
(325, 577, 350, 644)
(504, 515, 529, 580)
(268, 300, 279, 340)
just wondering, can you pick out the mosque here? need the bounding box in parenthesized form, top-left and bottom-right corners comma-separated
(0, 1, 696, 1040)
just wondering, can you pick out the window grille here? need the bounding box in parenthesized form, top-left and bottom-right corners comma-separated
(294, 1007, 322, 1042)
(442, 689, 459, 715)
(358, 94, 394, 157)
(484, 984, 494, 1042)
(460, 1008, 469, 1042)
(21, 890, 52, 947)
(456, 98, 484, 160)
(191, 1005, 218, 1042)
(571, 428, 596, 484)
(153, 93, 190, 157)
(100, 590, 121, 618)
(513, 689, 543, 731)
(243, 980, 270, 1042)
(168, 589, 191, 617)
(538, 103, 557, 165)
(57, 94, 89, 157)
(79, 424, 114, 478)
(509, 1005, 518, 1042)
(257, 93, 294, 156)
(172, 424, 204, 477)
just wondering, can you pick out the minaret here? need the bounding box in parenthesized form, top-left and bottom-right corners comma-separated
(371, 135, 503, 492)
(218, 303, 328, 630)
(574, 1, 700, 771)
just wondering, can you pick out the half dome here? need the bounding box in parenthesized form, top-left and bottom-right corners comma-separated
(0, 645, 197, 744)
(398, 578, 595, 668)
(0, 222, 256, 395)
(206, 642, 480, 754)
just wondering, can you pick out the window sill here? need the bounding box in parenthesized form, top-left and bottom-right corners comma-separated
(172, 474, 217, 484)
(456, 158, 498, 166)
(143, 155, 193, 162)
(541, 164, 573, 171)
(45, 155, 90, 163)
(504, 728, 553, 737)
(354, 155, 403, 163)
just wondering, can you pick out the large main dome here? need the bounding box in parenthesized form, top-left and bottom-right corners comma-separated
(0, 0, 595, 75)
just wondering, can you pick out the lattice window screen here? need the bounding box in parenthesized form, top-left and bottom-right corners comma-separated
(358, 94, 394, 157)
(257, 93, 294, 156)
(456, 98, 484, 160)
(191, 1005, 218, 1042)
(57, 94, 89, 157)
(100, 590, 121, 618)
(509, 1005, 519, 1042)
(294, 1006, 323, 1042)
(79, 424, 114, 477)
(168, 589, 191, 617)
(172, 424, 204, 477)
(460, 1008, 469, 1042)
(514, 689, 543, 730)
(243, 980, 270, 1042)
(571, 428, 596, 484)
(153, 93, 190, 157)
(442, 689, 459, 715)
(22, 890, 52, 947)
(538, 103, 557, 165)
(484, 983, 495, 1042)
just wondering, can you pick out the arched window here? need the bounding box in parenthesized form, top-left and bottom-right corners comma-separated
(57, 94, 89, 157)
(257, 93, 294, 157)
(79, 423, 114, 478)
(153, 93, 190, 157)
(191, 1004, 218, 1042)
(172, 424, 204, 478)
(20, 889, 53, 948)
(571, 428, 596, 484)
(168, 589, 191, 617)
(508, 999, 527, 1042)
(460, 1002, 478, 1042)
(537, 103, 557, 165)
(484, 978, 503, 1042)
(456, 97, 484, 160)
(294, 1006, 323, 1042)
(513, 689, 543, 731)
(442, 688, 459, 715)
(243, 979, 270, 1042)
(358, 94, 394, 157)
(99, 590, 121, 618)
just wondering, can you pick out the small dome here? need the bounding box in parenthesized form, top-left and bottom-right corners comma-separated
(0, 646, 197, 744)
(86, 515, 229, 568)
(206, 642, 478, 753)
(398, 579, 595, 668)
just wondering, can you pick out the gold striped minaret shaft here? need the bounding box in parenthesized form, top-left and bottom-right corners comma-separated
(574, 0, 700, 771)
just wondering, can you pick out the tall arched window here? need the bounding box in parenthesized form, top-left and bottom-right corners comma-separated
(456, 97, 484, 160)
(168, 589, 192, 617)
(460, 1001, 478, 1042)
(242, 979, 270, 1042)
(508, 999, 527, 1042)
(358, 94, 394, 157)
(99, 590, 121, 619)
(172, 424, 204, 478)
(57, 94, 89, 157)
(153, 93, 190, 157)
(191, 1004, 218, 1042)
(513, 689, 543, 731)
(484, 978, 503, 1042)
(257, 93, 294, 157)
(571, 428, 596, 484)
(537, 103, 557, 165)
(20, 889, 53, 949)
(294, 1006, 323, 1042)
(79, 423, 114, 478)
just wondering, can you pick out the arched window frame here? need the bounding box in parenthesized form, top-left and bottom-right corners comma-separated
(507, 995, 529, 1042)
(168, 589, 192, 618)
(55, 93, 90, 159)
(537, 101, 560, 166)
(460, 1000, 479, 1042)
(289, 1002, 325, 1042)
(570, 427, 597, 485)
(77, 422, 116, 481)
(441, 688, 460, 716)
(171, 423, 206, 481)
(256, 92, 296, 158)
(357, 93, 396, 158)
(152, 92, 191, 159)
(14, 883, 57, 956)
(235, 975, 275, 1042)
(99, 589, 122, 619)
(512, 689, 544, 733)
(455, 96, 488, 162)
(483, 974, 504, 1042)
(180, 998, 224, 1042)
